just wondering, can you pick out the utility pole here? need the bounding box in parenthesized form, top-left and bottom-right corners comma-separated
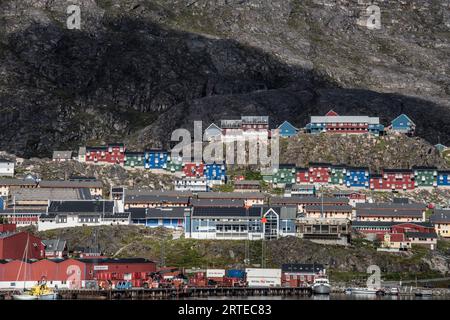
(245, 206, 250, 266)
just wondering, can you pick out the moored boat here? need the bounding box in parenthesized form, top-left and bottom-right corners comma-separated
(345, 287, 385, 295)
(312, 277, 331, 295)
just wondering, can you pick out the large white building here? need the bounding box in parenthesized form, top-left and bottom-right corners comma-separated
(0, 160, 14, 177)
(38, 200, 129, 231)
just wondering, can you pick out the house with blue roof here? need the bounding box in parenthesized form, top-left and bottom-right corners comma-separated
(277, 121, 299, 137)
(205, 162, 226, 185)
(390, 114, 415, 135)
(345, 167, 370, 188)
(437, 171, 450, 188)
(144, 150, 169, 169)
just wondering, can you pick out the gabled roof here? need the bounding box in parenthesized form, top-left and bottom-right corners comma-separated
(325, 110, 338, 116)
(277, 121, 299, 130)
(205, 123, 223, 132)
(391, 114, 415, 125)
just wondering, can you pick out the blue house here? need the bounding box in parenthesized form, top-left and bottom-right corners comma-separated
(390, 114, 415, 135)
(144, 149, 169, 169)
(205, 162, 226, 184)
(277, 121, 299, 137)
(345, 167, 370, 188)
(437, 171, 450, 187)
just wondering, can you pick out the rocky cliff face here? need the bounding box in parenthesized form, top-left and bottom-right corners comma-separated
(0, 0, 449, 157)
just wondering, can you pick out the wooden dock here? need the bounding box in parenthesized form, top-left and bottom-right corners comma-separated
(1, 286, 312, 300)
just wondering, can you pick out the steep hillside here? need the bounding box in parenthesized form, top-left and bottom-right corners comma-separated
(280, 134, 449, 171)
(15, 158, 176, 193)
(0, 0, 448, 157)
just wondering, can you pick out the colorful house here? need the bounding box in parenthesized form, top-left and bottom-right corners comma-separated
(307, 163, 331, 184)
(277, 121, 299, 137)
(437, 170, 450, 188)
(390, 114, 415, 135)
(124, 152, 145, 168)
(144, 150, 169, 169)
(413, 166, 437, 188)
(85, 143, 125, 165)
(183, 163, 205, 178)
(305, 110, 383, 136)
(345, 167, 370, 188)
(369, 169, 415, 191)
(329, 165, 346, 185)
(272, 164, 296, 187)
(205, 163, 226, 185)
(295, 167, 310, 184)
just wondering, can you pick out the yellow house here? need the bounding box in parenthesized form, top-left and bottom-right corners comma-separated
(431, 210, 450, 238)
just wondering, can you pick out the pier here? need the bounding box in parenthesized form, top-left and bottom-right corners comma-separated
(0, 286, 312, 300)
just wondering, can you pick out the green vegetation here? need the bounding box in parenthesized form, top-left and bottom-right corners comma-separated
(213, 183, 235, 192)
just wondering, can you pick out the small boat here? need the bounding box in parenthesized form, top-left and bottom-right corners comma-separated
(12, 291, 38, 300)
(312, 277, 331, 295)
(345, 287, 385, 295)
(13, 283, 58, 300)
(387, 287, 400, 295)
(415, 289, 433, 297)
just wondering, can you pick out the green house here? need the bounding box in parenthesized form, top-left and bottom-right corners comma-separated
(124, 152, 145, 168)
(272, 164, 296, 186)
(413, 166, 437, 187)
(330, 165, 346, 185)
(164, 157, 183, 172)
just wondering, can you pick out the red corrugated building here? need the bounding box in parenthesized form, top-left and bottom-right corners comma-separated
(307, 163, 331, 183)
(0, 258, 156, 289)
(183, 163, 205, 177)
(85, 144, 125, 165)
(0, 224, 45, 260)
(370, 169, 415, 191)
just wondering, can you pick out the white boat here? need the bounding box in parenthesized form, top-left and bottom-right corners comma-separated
(415, 289, 433, 297)
(387, 287, 400, 295)
(12, 292, 38, 300)
(312, 277, 331, 294)
(345, 287, 384, 295)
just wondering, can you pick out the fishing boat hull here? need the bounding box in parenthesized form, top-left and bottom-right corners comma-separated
(38, 293, 58, 300)
(313, 284, 331, 295)
(12, 294, 38, 300)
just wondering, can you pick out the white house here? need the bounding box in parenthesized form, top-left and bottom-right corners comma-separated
(0, 159, 15, 177)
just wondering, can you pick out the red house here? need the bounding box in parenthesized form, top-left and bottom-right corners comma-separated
(296, 168, 310, 184)
(307, 163, 331, 184)
(183, 163, 205, 177)
(85, 143, 125, 165)
(370, 169, 415, 191)
(0, 224, 45, 260)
